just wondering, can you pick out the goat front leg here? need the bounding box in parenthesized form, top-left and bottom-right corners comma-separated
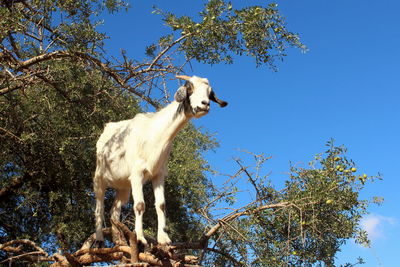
(152, 174, 171, 245)
(131, 173, 148, 245)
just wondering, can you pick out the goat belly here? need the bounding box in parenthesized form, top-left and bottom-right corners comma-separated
(102, 153, 132, 188)
(105, 176, 131, 189)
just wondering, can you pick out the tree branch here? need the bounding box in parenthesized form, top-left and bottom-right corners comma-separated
(0, 172, 34, 202)
(147, 33, 191, 71)
(0, 83, 24, 96)
(0, 239, 48, 256)
(6, 50, 160, 107)
(235, 158, 262, 201)
(0, 251, 46, 264)
(111, 219, 139, 262)
(203, 201, 290, 241)
(205, 247, 243, 267)
(16, 51, 71, 70)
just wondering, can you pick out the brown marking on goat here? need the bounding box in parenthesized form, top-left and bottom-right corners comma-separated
(159, 203, 165, 213)
(136, 202, 145, 215)
(185, 81, 194, 95)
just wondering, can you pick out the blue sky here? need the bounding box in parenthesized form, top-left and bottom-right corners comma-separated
(100, 1, 400, 265)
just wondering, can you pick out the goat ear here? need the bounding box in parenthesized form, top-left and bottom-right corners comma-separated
(174, 86, 187, 102)
(174, 81, 194, 102)
(209, 91, 228, 107)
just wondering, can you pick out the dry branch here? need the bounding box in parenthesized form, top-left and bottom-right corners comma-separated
(111, 219, 139, 263)
(0, 234, 200, 266)
(104, 264, 150, 267)
(203, 201, 290, 241)
(147, 34, 190, 71)
(81, 227, 112, 249)
(0, 239, 48, 256)
(0, 194, 295, 266)
(0, 45, 183, 108)
(0, 251, 45, 264)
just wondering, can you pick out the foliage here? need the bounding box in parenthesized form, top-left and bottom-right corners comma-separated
(156, 0, 306, 67)
(0, 59, 137, 250)
(200, 141, 381, 266)
(0, 0, 216, 256)
(1, 0, 129, 249)
(0, 0, 380, 266)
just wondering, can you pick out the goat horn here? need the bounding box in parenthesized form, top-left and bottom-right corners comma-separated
(176, 75, 192, 81)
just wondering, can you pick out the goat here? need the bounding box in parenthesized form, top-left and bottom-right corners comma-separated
(93, 75, 227, 246)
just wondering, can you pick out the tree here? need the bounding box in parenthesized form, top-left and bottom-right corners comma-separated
(199, 142, 381, 266)
(0, 0, 216, 255)
(0, 0, 380, 266)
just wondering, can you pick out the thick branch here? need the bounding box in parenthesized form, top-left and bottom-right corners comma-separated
(80, 228, 112, 249)
(5, 50, 159, 107)
(75, 246, 171, 266)
(0, 239, 49, 264)
(0, 83, 24, 95)
(203, 201, 290, 241)
(0, 251, 46, 264)
(16, 51, 70, 70)
(73, 52, 159, 108)
(111, 219, 139, 263)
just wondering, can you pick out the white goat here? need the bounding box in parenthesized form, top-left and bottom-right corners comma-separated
(93, 75, 227, 246)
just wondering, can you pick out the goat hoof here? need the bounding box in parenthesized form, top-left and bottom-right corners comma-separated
(157, 233, 171, 245)
(137, 236, 148, 246)
(136, 237, 148, 252)
(91, 240, 104, 248)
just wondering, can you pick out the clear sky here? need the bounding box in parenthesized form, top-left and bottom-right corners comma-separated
(100, 1, 400, 266)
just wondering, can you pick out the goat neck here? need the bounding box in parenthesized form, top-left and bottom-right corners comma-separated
(151, 101, 190, 143)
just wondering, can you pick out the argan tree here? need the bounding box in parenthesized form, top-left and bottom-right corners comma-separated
(0, 0, 379, 266)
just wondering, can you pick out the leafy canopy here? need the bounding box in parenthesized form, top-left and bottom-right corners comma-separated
(152, 0, 306, 68)
(201, 141, 381, 266)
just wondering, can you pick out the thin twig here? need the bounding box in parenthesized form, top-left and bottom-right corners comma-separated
(147, 34, 191, 71)
(235, 159, 262, 201)
(206, 247, 243, 267)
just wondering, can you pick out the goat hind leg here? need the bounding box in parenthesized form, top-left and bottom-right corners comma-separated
(111, 189, 130, 245)
(93, 176, 106, 247)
